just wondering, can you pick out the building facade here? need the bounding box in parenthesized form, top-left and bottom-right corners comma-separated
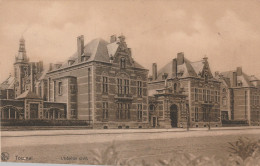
(1, 35, 259, 128)
(216, 67, 260, 126)
(36, 35, 149, 129)
(148, 53, 222, 128)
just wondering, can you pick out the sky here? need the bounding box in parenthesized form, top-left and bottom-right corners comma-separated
(0, 0, 260, 82)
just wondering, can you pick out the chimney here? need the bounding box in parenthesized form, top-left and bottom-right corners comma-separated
(152, 63, 157, 80)
(49, 63, 53, 71)
(77, 35, 84, 63)
(172, 58, 177, 78)
(232, 72, 237, 87)
(110, 35, 117, 43)
(236, 67, 242, 76)
(177, 52, 184, 65)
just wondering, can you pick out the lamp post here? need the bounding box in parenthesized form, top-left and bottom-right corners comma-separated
(186, 103, 190, 131)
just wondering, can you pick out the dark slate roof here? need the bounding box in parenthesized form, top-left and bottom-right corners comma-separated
(0, 75, 15, 90)
(16, 90, 41, 99)
(219, 70, 255, 88)
(154, 57, 210, 81)
(51, 38, 145, 71)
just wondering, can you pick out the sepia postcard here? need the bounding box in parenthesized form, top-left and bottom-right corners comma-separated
(1, 0, 260, 166)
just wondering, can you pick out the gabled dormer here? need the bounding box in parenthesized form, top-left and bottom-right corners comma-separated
(200, 57, 213, 82)
(108, 35, 135, 69)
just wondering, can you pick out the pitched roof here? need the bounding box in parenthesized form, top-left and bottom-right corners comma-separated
(51, 37, 145, 71)
(16, 90, 42, 99)
(0, 75, 15, 90)
(154, 57, 209, 82)
(219, 70, 255, 88)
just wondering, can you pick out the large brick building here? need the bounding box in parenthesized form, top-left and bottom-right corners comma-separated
(35, 35, 149, 129)
(215, 67, 260, 125)
(1, 35, 259, 128)
(148, 53, 222, 128)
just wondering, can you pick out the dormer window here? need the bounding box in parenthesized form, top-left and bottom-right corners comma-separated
(81, 55, 87, 62)
(237, 81, 243, 87)
(120, 57, 126, 68)
(68, 60, 74, 66)
(162, 73, 168, 80)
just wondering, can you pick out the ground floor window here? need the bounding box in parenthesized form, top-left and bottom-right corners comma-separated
(117, 103, 130, 119)
(102, 102, 108, 119)
(137, 104, 143, 120)
(195, 107, 199, 122)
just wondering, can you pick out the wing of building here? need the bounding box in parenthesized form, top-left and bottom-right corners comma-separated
(215, 67, 260, 126)
(148, 53, 222, 128)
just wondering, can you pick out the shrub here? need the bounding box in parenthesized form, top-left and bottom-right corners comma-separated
(228, 137, 260, 161)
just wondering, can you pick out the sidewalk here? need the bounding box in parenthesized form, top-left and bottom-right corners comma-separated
(1, 126, 260, 137)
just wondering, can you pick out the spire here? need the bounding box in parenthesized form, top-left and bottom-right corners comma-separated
(15, 36, 28, 63)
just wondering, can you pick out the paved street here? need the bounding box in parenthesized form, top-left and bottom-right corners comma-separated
(1, 127, 260, 164)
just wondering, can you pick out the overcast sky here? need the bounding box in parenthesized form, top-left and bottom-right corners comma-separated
(1, 0, 260, 82)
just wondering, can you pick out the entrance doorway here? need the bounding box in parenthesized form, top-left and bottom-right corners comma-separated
(170, 104, 178, 127)
(30, 104, 39, 119)
(152, 117, 157, 127)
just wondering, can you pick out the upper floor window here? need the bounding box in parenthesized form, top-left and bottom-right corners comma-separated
(120, 58, 126, 68)
(215, 91, 219, 102)
(102, 76, 108, 93)
(137, 81, 143, 96)
(203, 89, 206, 101)
(124, 79, 129, 95)
(117, 78, 129, 95)
(195, 88, 198, 101)
(58, 82, 62, 95)
(222, 97, 227, 106)
(207, 90, 210, 102)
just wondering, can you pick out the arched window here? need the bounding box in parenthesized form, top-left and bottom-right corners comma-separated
(120, 58, 126, 68)
(149, 104, 155, 111)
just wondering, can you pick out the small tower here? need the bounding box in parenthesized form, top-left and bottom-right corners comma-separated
(14, 37, 30, 97)
(15, 36, 29, 63)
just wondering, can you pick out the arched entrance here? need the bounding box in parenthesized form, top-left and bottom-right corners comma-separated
(170, 104, 178, 127)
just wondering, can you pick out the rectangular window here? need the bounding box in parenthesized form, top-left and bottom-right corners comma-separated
(137, 81, 143, 96)
(215, 91, 218, 102)
(195, 88, 198, 101)
(203, 89, 206, 101)
(117, 79, 123, 95)
(195, 107, 199, 122)
(124, 79, 129, 95)
(58, 82, 62, 95)
(125, 103, 130, 119)
(102, 77, 108, 93)
(102, 102, 108, 119)
(203, 108, 207, 121)
(207, 90, 210, 102)
(137, 104, 143, 120)
(117, 103, 123, 119)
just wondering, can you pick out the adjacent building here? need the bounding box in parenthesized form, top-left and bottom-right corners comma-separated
(216, 67, 260, 125)
(148, 53, 222, 128)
